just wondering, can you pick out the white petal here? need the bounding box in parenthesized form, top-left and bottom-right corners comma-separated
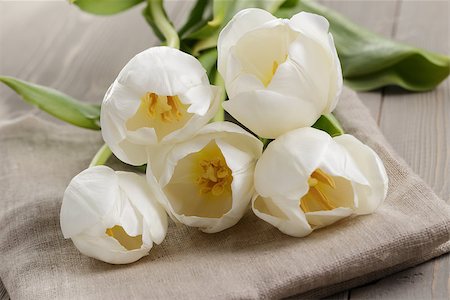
(226, 66, 264, 98)
(104, 82, 143, 122)
(229, 22, 296, 88)
(197, 121, 263, 159)
(288, 12, 331, 53)
(252, 194, 313, 237)
(71, 233, 150, 265)
(60, 166, 119, 238)
(218, 8, 276, 78)
(334, 134, 388, 214)
(288, 12, 342, 113)
(287, 36, 331, 108)
(116, 171, 168, 244)
(181, 82, 213, 115)
(111, 191, 142, 237)
(319, 138, 369, 186)
(325, 33, 343, 113)
(267, 59, 314, 101)
(117, 138, 152, 166)
(305, 207, 353, 228)
(101, 96, 151, 166)
(116, 46, 206, 96)
(254, 127, 332, 199)
(223, 89, 320, 139)
(156, 137, 211, 188)
(160, 85, 221, 144)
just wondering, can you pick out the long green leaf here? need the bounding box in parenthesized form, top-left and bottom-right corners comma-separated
(276, 0, 450, 91)
(71, 0, 144, 15)
(312, 114, 344, 137)
(0, 76, 101, 130)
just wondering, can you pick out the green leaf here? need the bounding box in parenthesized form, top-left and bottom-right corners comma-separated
(312, 114, 344, 137)
(275, 0, 450, 91)
(0, 76, 101, 130)
(184, 0, 277, 54)
(71, 0, 144, 15)
(178, 0, 212, 38)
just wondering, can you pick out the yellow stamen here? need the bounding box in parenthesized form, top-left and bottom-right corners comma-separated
(300, 169, 337, 213)
(311, 168, 336, 188)
(308, 177, 319, 187)
(196, 157, 232, 196)
(272, 60, 279, 76)
(308, 187, 335, 210)
(105, 225, 143, 250)
(143, 92, 183, 123)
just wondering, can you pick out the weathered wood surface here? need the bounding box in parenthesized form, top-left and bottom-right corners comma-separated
(0, 1, 448, 299)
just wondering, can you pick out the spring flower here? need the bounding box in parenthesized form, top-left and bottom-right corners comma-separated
(101, 46, 220, 166)
(60, 166, 168, 264)
(217, 9, 342, 138)
(146, 122, 263, 233)
(252, 128, 388, 237)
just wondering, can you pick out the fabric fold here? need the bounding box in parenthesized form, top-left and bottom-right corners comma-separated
(0, 88, 449, 299)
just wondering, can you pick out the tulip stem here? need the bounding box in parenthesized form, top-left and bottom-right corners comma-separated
(148, 0, 180, 49)
(89, 144, 112, 167)
(268, 0, 288, 13)
(212, 72, 225, 122)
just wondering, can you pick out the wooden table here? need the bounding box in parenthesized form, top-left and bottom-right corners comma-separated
(0, 1, 448, 299)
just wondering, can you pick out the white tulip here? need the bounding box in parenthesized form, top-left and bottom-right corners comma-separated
(217, 9, 343, 138)
(146, 122, 263, 233)
(101, 46, 220, 166)
(252, 128, 388, 237)
(60, 166, 168, 264)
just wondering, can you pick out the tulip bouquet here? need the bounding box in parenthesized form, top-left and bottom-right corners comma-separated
(62, 7, 388, 264)
(2, 0, 448, 265)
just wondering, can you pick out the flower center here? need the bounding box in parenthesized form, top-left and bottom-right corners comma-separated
(196, 157, 232, 196)
(142, 92, 183, 123)
(300, 169, 337, 213)
(262, 55, 287, 87)
(192, 141, 233, 197)
(105, 225, 143, 250)
(272, 60, 279, 76)
(126, 92, 192, 140)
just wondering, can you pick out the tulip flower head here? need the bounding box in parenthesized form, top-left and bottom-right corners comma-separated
(252, 128, 388, 237)
(147, 122, 263, 233)
(218, 9, 343, 138)
(101, 46, 220, 166)
(60, 166, 168, 264)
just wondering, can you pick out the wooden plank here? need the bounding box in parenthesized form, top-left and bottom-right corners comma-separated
(0, 1, 154, 121)
(320, 0, 399, 122)
(323, 290, 349, 300)
(0, 1, 191, 123)
(350, 0, 450, 299)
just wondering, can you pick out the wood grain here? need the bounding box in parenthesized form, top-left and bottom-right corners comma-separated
(320, 0, 399, 123)
(350, 1, 450, 299)
(0, 1, 449, 299)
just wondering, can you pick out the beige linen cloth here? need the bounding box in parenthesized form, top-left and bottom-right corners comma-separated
(0, 88, 449, 299)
